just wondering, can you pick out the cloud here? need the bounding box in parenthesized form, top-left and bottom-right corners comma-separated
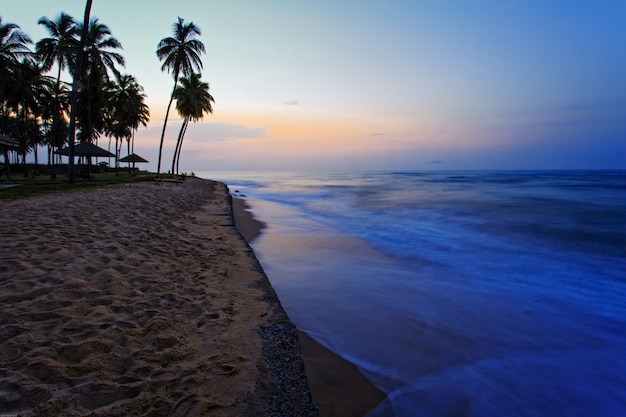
(284, 100, 300, 106)
(139, 121, 269, 141)
(195, 122, 269, 141)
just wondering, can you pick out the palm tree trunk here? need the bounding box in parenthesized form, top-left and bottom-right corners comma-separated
(171, 118, 187, 174)
(131, 131, 136, 173)
(115, 137, 119, 176)
(118, 138, 123, 174)
(175, 120, 189, 175)
(3, 149, 12, 180)
(67, 0, 93, 182)
(50, 62, 62, 178)
(20, 112, 29, 177)
(156, 79, 178, 176)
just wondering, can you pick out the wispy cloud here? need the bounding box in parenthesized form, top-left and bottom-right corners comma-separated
(199, 122, 269, 141)
(139, 122, 269, 141)
(284, 100, 300, 106)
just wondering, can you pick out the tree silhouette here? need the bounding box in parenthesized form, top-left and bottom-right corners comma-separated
(171, 73, 213, 174)
(36, 13, 78, 164)
(67, 0, 93, 182)
(104, 73, 149, 173)
(156, 17, 204, 176)
(76, 18, 125, 142)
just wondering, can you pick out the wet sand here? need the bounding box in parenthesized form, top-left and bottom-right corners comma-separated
(232, 197, 386, 417)
(0, 178, 316, 416)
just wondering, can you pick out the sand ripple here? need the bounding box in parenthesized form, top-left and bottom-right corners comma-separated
(0, 178, 316, 416)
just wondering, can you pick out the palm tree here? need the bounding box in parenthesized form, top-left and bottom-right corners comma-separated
(76, 18, 125, 142)
(104, 73, 149, 174)
(156, 17, 205, 175)
(36, 13, 78, 89)
(171, 73, 213, 174)
(0, 18, 32, 133)
(126, 80, 150, 159)
(80, 19, 125, 81)
(103, 78, 129, 172)
(0, 17, 32, 72)
(39, 81, 70, 165)
(0, 18, 30, 179)
(36, 13, 78, 166)
(6, 58, 52, 174)
(67, 0, 93, 182)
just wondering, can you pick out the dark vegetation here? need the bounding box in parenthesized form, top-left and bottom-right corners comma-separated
(1, 4, 213, 182)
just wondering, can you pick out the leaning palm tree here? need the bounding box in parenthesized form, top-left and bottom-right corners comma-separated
(156, 17, 205, 175)
(171, 73, 214, 175)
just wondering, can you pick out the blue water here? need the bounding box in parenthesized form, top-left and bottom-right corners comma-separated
(200, 170, 626, 417)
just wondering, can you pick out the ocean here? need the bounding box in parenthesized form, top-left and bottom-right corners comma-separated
(199, 170, 626, 417)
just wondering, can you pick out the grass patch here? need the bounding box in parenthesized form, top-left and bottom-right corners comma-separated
(0, 170, 164, 201)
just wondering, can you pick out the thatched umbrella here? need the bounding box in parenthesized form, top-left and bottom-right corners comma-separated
(0, 134, 19, 149)
(119, 153, 149, 175)
(119, 153, 148, 163)
(0, 134, 19, 180)
(55, 142, 115, 158)
(55, 142, 115, 178)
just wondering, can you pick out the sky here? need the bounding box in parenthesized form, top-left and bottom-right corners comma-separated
(4, 0, 626, 171)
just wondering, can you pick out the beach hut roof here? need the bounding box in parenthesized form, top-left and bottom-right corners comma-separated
(55, 142, 115, 158)
(0, 134, 19, 149)
(119, 153, 149, 163)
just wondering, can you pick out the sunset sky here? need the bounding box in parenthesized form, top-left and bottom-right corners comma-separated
(5, 1, 626, 171)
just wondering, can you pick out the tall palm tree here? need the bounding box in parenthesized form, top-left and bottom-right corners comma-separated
(36, 13, 78, 164)
(67, 0, 93, 182)
(80, 18, 125, 81)
(76, 18, 125, 142)
(36, 13, 78, 89)
(156, 17, 205, 175)
(171, 73, 213, 174)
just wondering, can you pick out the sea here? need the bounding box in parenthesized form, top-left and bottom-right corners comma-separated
(199, 170, 626, 417)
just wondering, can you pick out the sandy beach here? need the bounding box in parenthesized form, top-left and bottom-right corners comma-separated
(0, 178, 316, 416)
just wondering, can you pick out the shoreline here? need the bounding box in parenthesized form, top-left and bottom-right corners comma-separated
(0, 178, 316, 416)
(231, 196, 386, 417)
